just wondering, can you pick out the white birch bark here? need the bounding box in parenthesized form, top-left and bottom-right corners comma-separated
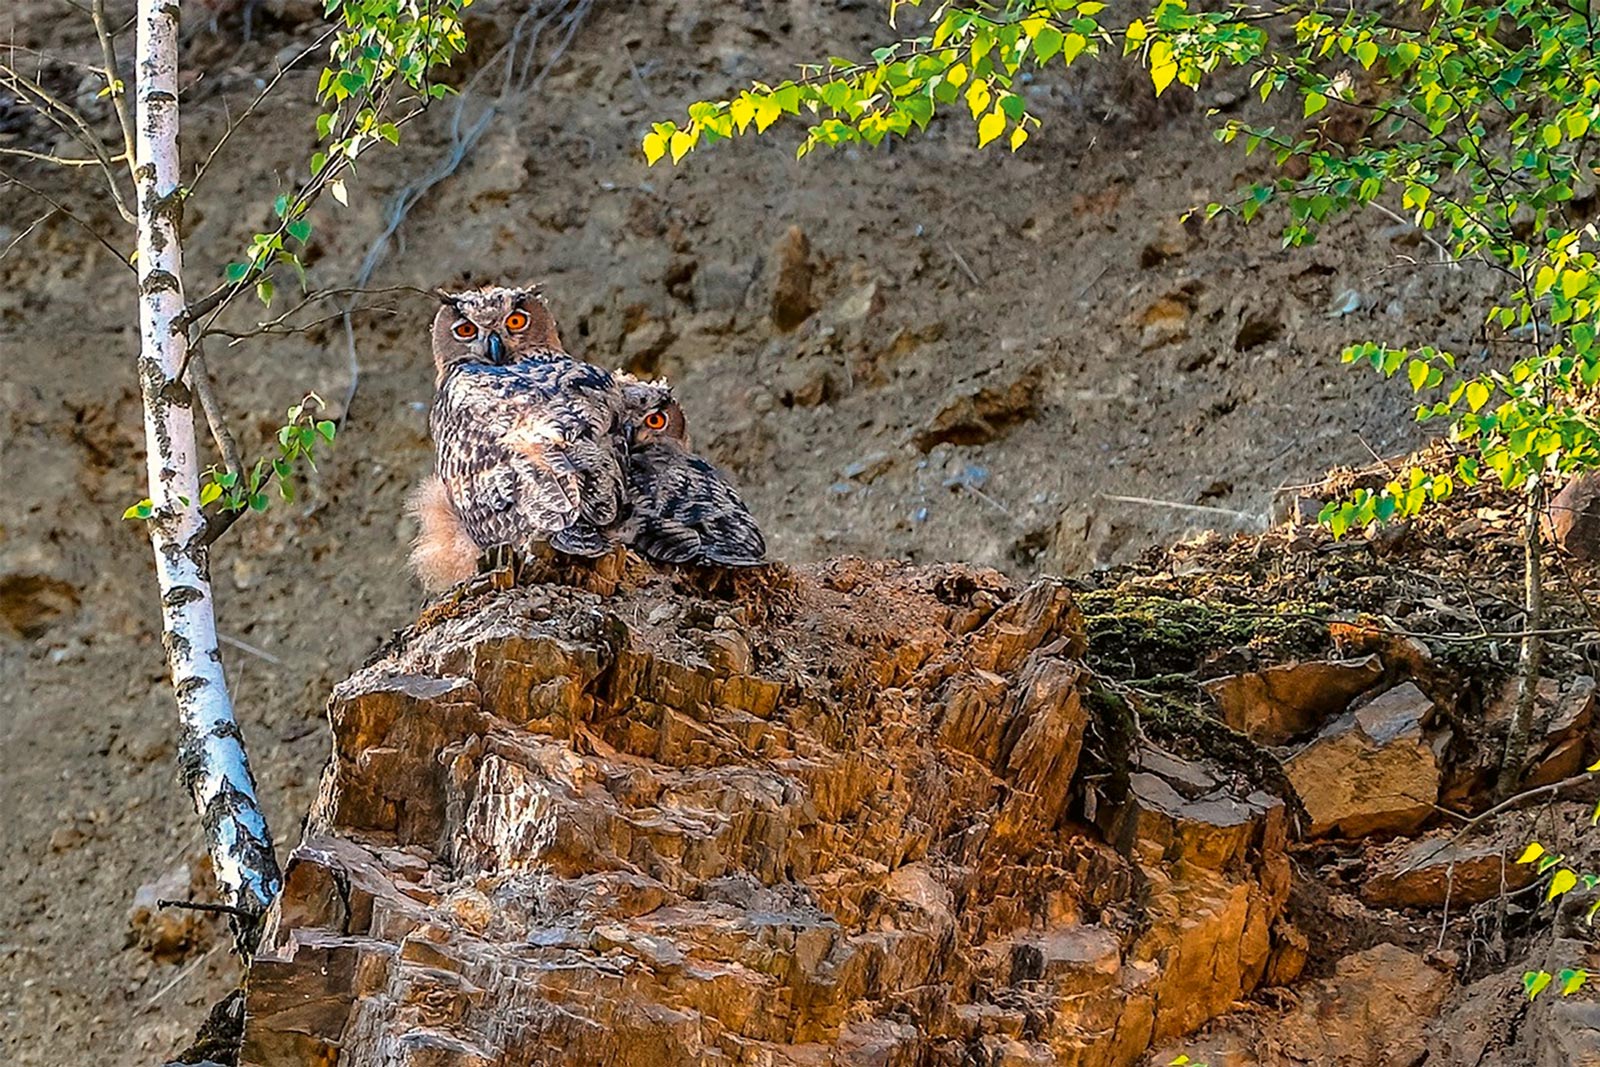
(135, 0, 280, 916)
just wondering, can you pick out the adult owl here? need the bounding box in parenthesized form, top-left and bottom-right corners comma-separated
(617, 375, 767, 567)
(428, 283, 563, 383)
(411, 287, 627, 590)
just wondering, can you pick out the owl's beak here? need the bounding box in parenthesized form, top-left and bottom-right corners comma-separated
(486, 332, 507, 364)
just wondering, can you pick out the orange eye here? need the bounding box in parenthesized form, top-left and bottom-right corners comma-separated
(452, 321, 478, 341)
(643, 410, 669, 431)
(504, 311, 530, 332)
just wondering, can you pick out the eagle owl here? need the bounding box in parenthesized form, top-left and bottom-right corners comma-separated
(428, 284, 563, 383)
(409, 286, 627, 590)
(617, 375, 766, 567)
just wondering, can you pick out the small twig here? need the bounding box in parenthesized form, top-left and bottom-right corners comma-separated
(1398, 771, 1596, 878)
(0, 146, 126, 167)
(1075, 264, 1109, 300)
(945, 238, 982, 287)
(143, 942, 223, 1009)
(156, 898, 254, 918)
(958, 482, 1016, 521)
(0, 167, 133, 270)
(189, 27, 337, 195)
(622, 41, 655, 104)
(1369, 200, 1462, 270)
(1100, 492, 1263, 524)
(217, 633, 283, 666)
(0, 210, 55, 265)
(211, 306, 399, 344)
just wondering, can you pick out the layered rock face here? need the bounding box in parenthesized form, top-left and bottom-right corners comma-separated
(241, 560, 1291, 1067)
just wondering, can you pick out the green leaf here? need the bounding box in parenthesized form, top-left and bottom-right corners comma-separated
(316, 420, 337, 442)
(1355, 40, 1378, 69)
(225, 262, 250, 283)
(1304, 92, 1328, 118)
(1033, 25, 1064, 63)
(1561, 969, 1590, 996)
(122, 499, 154, 521)
(286, 219, 312, 243)
(1525, 970, 1554, 1000)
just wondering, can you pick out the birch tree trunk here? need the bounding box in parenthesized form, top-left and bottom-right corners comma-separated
(135, 0, 281, 918)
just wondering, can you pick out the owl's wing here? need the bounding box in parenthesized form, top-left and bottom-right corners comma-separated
(432, 362, 625, 557)
(627, 447, 766, 567)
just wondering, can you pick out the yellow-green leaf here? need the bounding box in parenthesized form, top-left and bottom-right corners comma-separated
(1589, 756, 1600, 772)
(1466, 380, 1490, 412)
(1149, 40, 1177, 96)
(1062, 32, 1088, 65)
(1563, 270, 1587, 300)
(729, 96, 756, 132)
(977, 108, 1006, 148)
(1304, 92, 1328, 117)
(1517, 842, 1546, 865)
(642, 132, 666, 165)
(1549, 868, 1579, 901)
(1010, 124, 1030, 151)
(1526, 970, 1554, 999)
(669, 129, 695, 163)
(1407, 359, 1428, 391)
(946, 62, 968, 88)
(1126, 19, 1147, 43)
(753, 96, 782, 132)
(966, 78, 992, 119)
(1356, 40, 1378, 69)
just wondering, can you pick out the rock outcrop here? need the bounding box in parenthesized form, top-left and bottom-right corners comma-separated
(240, 560, 1292, 1067)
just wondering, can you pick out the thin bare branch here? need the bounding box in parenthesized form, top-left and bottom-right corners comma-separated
(0, 61, 135, 221)
(189, 26, 337, 195)
(0, 166, 133, 269)
(0, 146, 126, 167)
(0, 210, 56, 266)
(92, 0, 138, 181)
(186, 341, 243, 479)
(212, 305, 399, 343)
